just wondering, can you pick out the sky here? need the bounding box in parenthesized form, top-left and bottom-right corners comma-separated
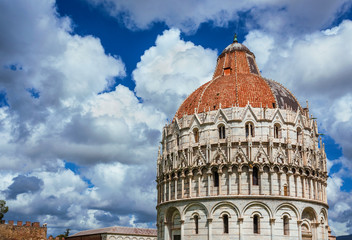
(0, 0, 352, 237)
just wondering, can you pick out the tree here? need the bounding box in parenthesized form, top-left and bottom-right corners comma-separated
(0, 200, 8, 220)
(55, 229, 70, 240)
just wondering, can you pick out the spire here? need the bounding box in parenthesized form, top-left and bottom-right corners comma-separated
(233, 33, 238, 43)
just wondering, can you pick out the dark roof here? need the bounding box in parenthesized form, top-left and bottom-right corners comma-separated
(68, 226, 157, 237)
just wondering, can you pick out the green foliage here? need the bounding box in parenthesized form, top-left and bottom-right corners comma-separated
(0, 200, 8, 220)
(55, 228, 70, 239)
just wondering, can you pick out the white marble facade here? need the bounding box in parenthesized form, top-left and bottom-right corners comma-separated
(156, 105, 329, 240)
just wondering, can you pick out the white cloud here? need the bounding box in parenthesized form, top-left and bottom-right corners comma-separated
(0, 0, 164, 236)
(133, 28, 217, 118)
(245, 20, 352, 236)
(85, 0, 351, 34)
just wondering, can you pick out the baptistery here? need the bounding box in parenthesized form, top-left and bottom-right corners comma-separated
(156, 36, 332, 240)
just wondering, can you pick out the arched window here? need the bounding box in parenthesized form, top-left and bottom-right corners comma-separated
(297, 128, 302, 143)
(253, 167, 259, 185)
(213, 170, 219, 187)
(194, 215, 199, 234)
(223, 214, 229, 233)
(283, 215, 289, 235)
(253, 215, 260, 234)
(274, 124, 281, 138)
(245, 122, 254, 138)
(193, 128, 199, 143)
(284, 185, 288, 196)
(218, 125, 226, 139)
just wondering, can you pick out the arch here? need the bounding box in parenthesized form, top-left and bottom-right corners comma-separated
(274, 203, 300, 220)
(245, 121, 255, 138)
(210, 201, 240, 219)
(296, 127, 302, 143)
(218, 123, 226, 139)
(253, 166, 259, 185)
(242, 201, 273, 219)
(192, 127, 200, 143)
(301, 219, 313, 240)
(283, 215, 290, 235)
(253, 214, 260, 234)
(182, 202, 209, 218)
(274, 123, 281, 139)
(250, 211, 263, 218)
(301, 207, 317, 222)
(165, 207, 182, 240)
(319, 208, 328, 223)
(223, 213, 229, 233)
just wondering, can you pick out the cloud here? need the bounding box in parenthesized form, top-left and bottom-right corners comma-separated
(3, 175, 43, 200)
(133, 28, 217, 118)
(244, 20, 352, 235)
(84, 0, 351, 34)
(0, 0, 165, 236)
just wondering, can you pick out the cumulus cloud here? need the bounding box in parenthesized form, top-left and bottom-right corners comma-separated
(85, 0, 351, 34)
(3, 175, 43, 200)
(0, 0, 166, 236)
(133, 28, 217, 118)
(244, 20, 352, 235)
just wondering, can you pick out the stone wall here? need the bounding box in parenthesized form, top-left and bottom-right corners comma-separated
(0, 220, 47, 240)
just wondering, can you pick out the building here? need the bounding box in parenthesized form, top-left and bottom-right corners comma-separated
(156, 36, 334, 240)
(67, 226, 157, 240)
(0, 220, 47, 240)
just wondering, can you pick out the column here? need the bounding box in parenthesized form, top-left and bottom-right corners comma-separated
(312, 222, 319, 240)
(174, 177, 178, 200)
(270, 218, 275, 240)
(228, 168, 232, 195)
(164, 221, 169, 240)
(249, 169, 253, 195)
(218, 169, 222, 195)
(297, 220, 302, 240)
(302, 176, 305, 198)
(269, 170, 273, 195)
(287, 172, 291, 196)
(181, 173, 185, 199)
(189, 173, 193, 198)
(259, 169, 263, 195)
(238, 171, 242, 195)
(208, 218, 213, 240)
(198, 172, 201, 197)
(238, 217, 243, 240)
(207, 171, 211, 196)
(314, 178, 319, 200)
(180, 220, 185, 240)
(168, 178, 171, 201)
(164, 178, 167, 202)
(278, 172, 282, 195)
(294, 174, 298, 197)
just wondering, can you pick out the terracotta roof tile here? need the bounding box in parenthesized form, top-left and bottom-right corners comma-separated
(174, 42, 301, 119)
(69, 226, 157, 237)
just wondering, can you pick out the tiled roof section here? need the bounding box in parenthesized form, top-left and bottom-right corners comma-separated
(174, 41, 302, 119)
(69, 226, 157, 237)
(220, 42, 254, 57)
(265, 79, 302, 112)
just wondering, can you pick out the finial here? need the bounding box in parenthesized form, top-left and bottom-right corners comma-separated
(233, 33, 238, 43)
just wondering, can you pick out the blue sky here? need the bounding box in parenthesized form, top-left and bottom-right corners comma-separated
(0, 0, 352, 237)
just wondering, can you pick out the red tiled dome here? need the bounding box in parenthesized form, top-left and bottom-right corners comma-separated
(175, 40, 301, 119)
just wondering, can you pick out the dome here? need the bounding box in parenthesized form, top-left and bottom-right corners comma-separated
(175, 39, 302, 119)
